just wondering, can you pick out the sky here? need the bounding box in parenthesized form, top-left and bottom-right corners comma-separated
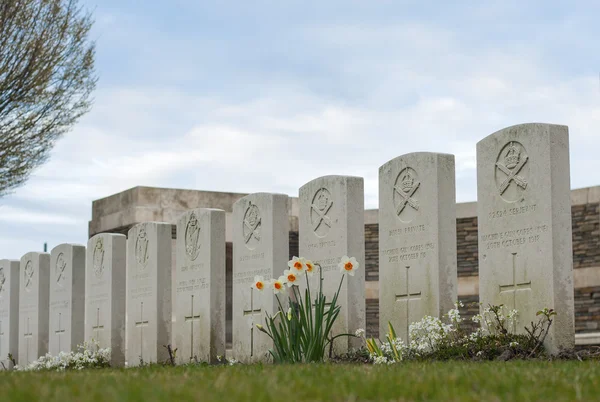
(1, 0, 600, 258)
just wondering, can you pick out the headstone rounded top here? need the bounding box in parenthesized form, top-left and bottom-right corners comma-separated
(233, 192, 288, 208)
(378, 152, 454, 173)
(299, 175, 363, 191)
(476, 123, 568, 147)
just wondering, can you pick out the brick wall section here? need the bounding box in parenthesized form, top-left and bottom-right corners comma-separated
(575, 286, 600, 333)
(365, 224, 379, 281)
(457, 217, 479, 277)
(572, 203, 600, 268)
(366, 299, 379, 338)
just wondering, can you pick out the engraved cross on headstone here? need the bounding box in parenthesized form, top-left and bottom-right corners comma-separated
(499, 252, 531, 331)
(395, 266, 422, 336)
(135, 302, 149, 360)
(244, 218, 261, 244)
(23, 317, 33, 364)
(243, 288, 262, 357)
(55, 312, 66, 352)
(91, 307, 105, 340)
(184, 294, 201, 360)
(394, 182, 420, 215)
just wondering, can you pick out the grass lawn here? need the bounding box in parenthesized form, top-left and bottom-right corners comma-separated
(1, 361, 599, 401)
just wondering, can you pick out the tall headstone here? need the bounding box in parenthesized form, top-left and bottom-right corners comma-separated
(477, 123, 574, 353)
(18, 252, 50, 366)
(378, 153, 457, 341)
(85, 233, 126, 366)
(49, 244, 86, 355)
(299, 175, 365, 353)
(232, 193, 288, 363)
(174, 208, 226, 364)
(0, 260, 19, 369)
(126, 222, 172, 366)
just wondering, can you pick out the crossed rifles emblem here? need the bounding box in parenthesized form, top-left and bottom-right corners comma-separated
(496, 142, 528, 195)
(24, 262, 34, 289)
(56, 255, 67, 284)
(311, 191, 333, 232)
(394, 170, 420, 216)
(243, 205, 261, 244)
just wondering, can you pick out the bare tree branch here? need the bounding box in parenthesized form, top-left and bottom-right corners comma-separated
(0, 0, 97, 197)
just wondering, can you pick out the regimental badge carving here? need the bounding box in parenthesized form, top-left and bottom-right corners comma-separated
(24, 260, 34, 292)
(185, 212, 202, 261)
(310, 187, 333, 238)
(135, 227, 150, 270)
(55, 253, 67, 286)
(495, 141, 529, 203)
(93, 238, 105, 279)
(393, 167, 420, 223)
(0, 267, 5, 295)
(242, 202, 261, 250)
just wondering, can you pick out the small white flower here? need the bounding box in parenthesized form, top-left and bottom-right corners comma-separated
(509, 341, 519, 348)
(355, 328, 366, 338)
(338, 256, 359, 276)
(302, 258, 315, 277)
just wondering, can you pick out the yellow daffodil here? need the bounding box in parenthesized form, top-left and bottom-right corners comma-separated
(338, 256, 359, 276)
(252, 275, 266, 290)
(270, 276, 287, 294)
(283, 269, 299, 287)
(287, 256, 305, 275)
(301, 257, 315, 277)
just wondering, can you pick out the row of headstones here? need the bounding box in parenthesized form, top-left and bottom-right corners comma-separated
(0, 123, 575, 368)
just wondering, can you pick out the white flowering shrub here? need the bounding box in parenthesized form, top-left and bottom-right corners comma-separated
(364, 302, 555, 364)
(15, 341, 111, 371)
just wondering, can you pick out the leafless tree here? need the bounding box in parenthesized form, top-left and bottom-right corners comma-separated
(0, 0, 97, 197)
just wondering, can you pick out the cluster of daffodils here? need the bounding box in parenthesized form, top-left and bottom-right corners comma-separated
(251, 255, 359, 294)
(15, 341, 110, 371)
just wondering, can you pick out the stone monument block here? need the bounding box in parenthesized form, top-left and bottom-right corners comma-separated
(18, 252, 50, 366)
(126, 222, 172, 366)
(174, 208, 226, 364)
(232, 193, 288, 363)
(85, 233, 127, 366)
(49, 244, 86, 355)
(299, 175, 365, 353)
(477, 123, 574, 353)
(379, 153, 457, 341)
(0, 260, 19, 369)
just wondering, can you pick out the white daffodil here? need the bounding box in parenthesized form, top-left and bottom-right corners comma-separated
(270, 276, 287, 294)
(252, 276, 266, 291)
(302, 257, 315, 277)
(287, 256, 305, 275)
(338, 256, 359, 276)
(283, 269, 299, 287)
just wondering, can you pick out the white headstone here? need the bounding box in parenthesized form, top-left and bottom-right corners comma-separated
(0, 260, 19, 369)
(299, 175, 365, 353)
(174, 208, 226, 364)
(378, 153, 457, 341)
(232, 193, 289, 363)
(126, 222, 172, 366)
(85, 233, 127, 366)
(18, 252, 50, 366)
(477, 123, 574, 353)
(49, 244, 86, 355)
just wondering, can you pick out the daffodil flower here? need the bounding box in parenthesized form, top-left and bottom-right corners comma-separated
(338, 256, 359, 276)
(270, 276, 287, 294)
(283, 269, 299, 287)
(252, 275, 265, 290)
(287, 256, 305, 275)
(302, 257, 315, 277)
